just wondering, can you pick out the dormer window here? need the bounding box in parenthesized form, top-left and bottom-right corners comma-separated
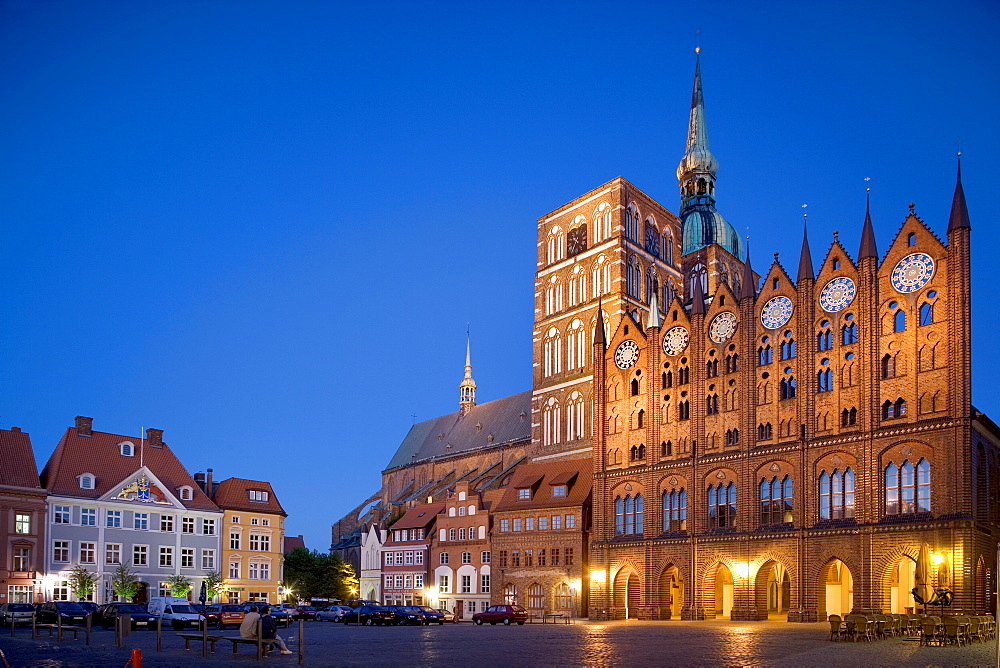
(119, 442, 134, 457)
(552, 485, 568, 497)
(79, 473, 96, 490)
(249, 490, 269, 503)
(517, 488, 531, 501)
(178, 486, 193, 501)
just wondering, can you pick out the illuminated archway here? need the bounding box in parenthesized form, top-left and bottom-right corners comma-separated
(613, 566, 641, 619)
(817, 559, 854, 617)
(885, 555, 917, 613)
(657, 565, 684, 619)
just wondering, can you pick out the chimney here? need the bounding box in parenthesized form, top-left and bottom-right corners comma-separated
(11, 426, 21, 432)
(206, 468, 214, 498)
(146, 428, 163, 448)
(193, 472, 206, 490)
(75, 416, 93, 437)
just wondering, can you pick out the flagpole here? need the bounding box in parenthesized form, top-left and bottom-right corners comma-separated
(140, 425, 144, 469)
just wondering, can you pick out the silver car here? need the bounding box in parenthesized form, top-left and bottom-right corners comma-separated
(0, 603, 34, 624)
(316, 605, 352, 622)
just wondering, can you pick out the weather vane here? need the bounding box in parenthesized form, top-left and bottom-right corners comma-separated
(695, 29, 701, 54)
(864, 176, 871, 193)
(956, 139, 962, 157)
(802, 203, 808, 221)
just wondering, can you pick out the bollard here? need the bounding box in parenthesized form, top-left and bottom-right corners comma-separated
(257, 617, 263, 660)
(86, 611, 91, 646)
(9, 610, 14, 637)
(31, 611, 37, 638)
(298, 618, 304, 665)
(124, 647, 142, 668)
(57, 610, 62, 641)
(155, 616, 162, 652)
(201, 616, 208, 658)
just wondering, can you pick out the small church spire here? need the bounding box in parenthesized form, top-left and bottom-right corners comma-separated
(459, 329, 476, 414)
(646, 286, 663, 329)
(690, 273, 706, 315)
(594, 301, 606, 348)
(797, 205, 814, 282)
(858, 188, 878, 260)
(740, 239, 756, 300)
(948, 153, 971, 232)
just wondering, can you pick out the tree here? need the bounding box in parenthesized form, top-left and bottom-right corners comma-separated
(282, 547, 358, 601)
(203, 571, 225, 601)
(68, 564, 98, 601)
(166, 575, 192, 598)
(112, 562, 140, 601)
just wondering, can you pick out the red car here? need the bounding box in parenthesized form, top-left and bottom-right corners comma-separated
(293, 605, 318, 621)
(472, 604, 528, 626)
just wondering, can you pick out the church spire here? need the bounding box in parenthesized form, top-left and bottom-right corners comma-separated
(858, 192, 878, 260)
(740, 242, 756, 300)
(676, 51, 745, 261)
(459, 331, 476, 414)
(948, 155, 971, 232)
(594, 301, 606, 348)
(797, 214, 814, 283)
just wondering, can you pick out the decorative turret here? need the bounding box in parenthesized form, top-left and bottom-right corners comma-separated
(740, 243, 756, 300)
(677, 51, 744, 261)
(459, 334, 476, 415)
(646, 287, 663, 329)
(594, 302, 607, 348)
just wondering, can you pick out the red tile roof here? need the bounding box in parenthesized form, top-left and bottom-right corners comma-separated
(493, 458, 592, 512)
(212, 477, 287, 516)
(0, 427, 41, 489)
(283, 535, 306, 553)
(40, 424, 219, 511)
(391, 502, 445, 529)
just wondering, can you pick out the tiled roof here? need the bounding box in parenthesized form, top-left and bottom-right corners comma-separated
(283, 535, 306, 553)
(493, 458, 592, 512)
(0, 427, 41, 489)
(384, 391, 532, 470)
(212, 477, 286, 516)
(40, 425, 219, 511)
(391, 502, 444, 530)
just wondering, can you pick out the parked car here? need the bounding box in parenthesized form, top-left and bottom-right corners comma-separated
(190, 604, 221, 628)
(384, 605, 425, 626)
(340, 605, 395, 626)
(270, 605, 291, 627)
(0, 603, 34, 625)
(438, 608, 456, 623)
(36, 601, 88, 626)
(215, 604, 245, 629)
(292, 605, 318, 621)
(417, 606, 445, 625)
(77, 601, 100, 616)
(147, 597, 202, 631)
(95, 603, 157, 630)
(344, 599, 379, 608)
(472, 604, 528, 626)
(316, 605, 352, 622)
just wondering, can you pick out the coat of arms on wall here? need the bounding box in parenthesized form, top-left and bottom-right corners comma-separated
(115, 474, 170, 504)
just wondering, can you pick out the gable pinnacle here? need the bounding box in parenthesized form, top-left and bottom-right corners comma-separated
(858, 191, 878, 260)
(797, 212, 814, 282)
(740, 241, 756, 300)
(948, 154, 971, 232)
(646, 288, 663, 329)
(594, 301, 607, 348)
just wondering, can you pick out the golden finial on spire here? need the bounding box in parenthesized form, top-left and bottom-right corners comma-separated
(956, 139, 962, 157)
(864, 176, 871, 193)
(695, 29, 700, 54)
(802, 203, 808, 221)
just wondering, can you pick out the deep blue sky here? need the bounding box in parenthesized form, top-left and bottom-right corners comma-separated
(3, 1, 998, 551)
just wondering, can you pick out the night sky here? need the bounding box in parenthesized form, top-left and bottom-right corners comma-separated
(3, 1, 998, 550)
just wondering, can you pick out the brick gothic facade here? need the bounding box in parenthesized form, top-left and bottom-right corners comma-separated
(582, 60, 997, 622)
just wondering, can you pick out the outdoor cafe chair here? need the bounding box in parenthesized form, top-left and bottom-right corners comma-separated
(850, 617, 874, 642)
(942, 617, 965, 647)
(920, 617, 943, 646)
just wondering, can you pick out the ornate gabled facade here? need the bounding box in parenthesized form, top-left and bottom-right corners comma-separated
(587, 57, 996, 622)
(0, 427, 46, 603)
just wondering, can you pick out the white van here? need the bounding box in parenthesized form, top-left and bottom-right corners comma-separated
(147, 596, 202, 630)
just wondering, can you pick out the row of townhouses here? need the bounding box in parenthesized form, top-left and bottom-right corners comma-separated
(0, 416, 288, 605)
(358, 458, 593, 621)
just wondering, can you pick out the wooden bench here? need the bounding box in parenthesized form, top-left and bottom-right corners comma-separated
(177, 632, 224, 652)
(221, 635, 282, 657)
(33, 623, 82, 639)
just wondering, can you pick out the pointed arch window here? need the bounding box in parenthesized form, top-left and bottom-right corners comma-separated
(707, 482, 736, 528)
(724, 354, 738, 374)
(780, 375, 796, 400)
(817, 327, 833, 351)
(661, 440, 672, 456)
(615, 494, 643, 535)
(881, 353, 896, 379)
(842, 315, 857, 344)
(780, 337, 796, 360)
(625, 204, 640, 242)
(664, 232, 674, 265)
(645, 267, 659, 304)
(885, 458, 930, 515)
(757, 422, 773, 441)
(546, 226, 565, 264)
(758, 342, 773, 366)
(543, 327, 562, 377)
(662, 370, 672, 389)
(760, 475, 793, 525)
(566, 319, 586, 370)
(678, 400, 690, 421)
(819, 467, 855, 519)
(882, 397, 907, 419)
(643, 220, 661, 258)
(724, 428, 739, 446)
(706, 359, 718, 378)
(678, 366, 690, 385)
(663, 488, 687, 531)
(706, 394, 719, 415)
(568, 266, 587, 307)
(591, 255, 611, 298)
(593, 202, 613, 243)
(565, 391, 586, 441)
(689, 263, 708, 298)
(627, 255, 642, 299)
(894, 309, 906, 332)
(840, 407, 858, 426)
(817, 359, 833, 392)
(542, 397, 561, 446)
(919, 302, 933, 326)
(545, 276, 563, 315)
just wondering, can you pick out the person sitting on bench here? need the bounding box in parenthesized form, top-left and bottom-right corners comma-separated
(260, 606, 292, 655)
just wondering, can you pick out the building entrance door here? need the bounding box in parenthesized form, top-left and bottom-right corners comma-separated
(455, 599, 464, 620)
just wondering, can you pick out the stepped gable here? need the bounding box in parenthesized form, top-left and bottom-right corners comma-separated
(384, 391, 532, 471)
(0, 427, 40, 488)
(212, 477, 287, 516)
(40, 421, 218, 511)
(493, 458, 592, 512)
